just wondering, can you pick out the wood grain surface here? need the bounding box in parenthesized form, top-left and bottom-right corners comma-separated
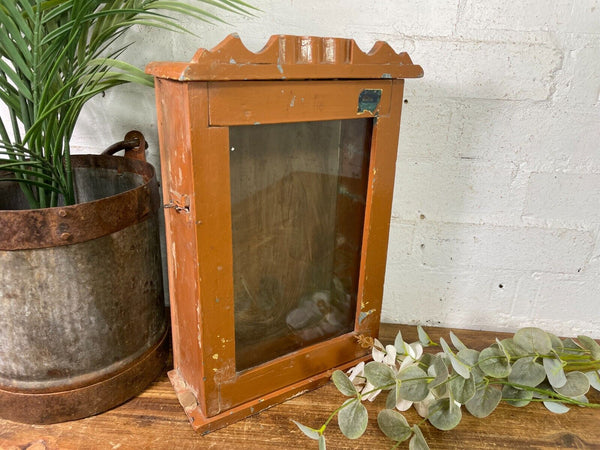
(1, 324, 599, 449)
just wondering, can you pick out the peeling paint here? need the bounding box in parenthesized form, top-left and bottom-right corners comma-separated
(359, 309, 376, 323)
(381, 73, 392, 79)
(276, 64, 283, 74)
(290, 95, 296, 107)
(212, 353, 219, 360)
(229, 58, 236, 64)
(357, 89, 382, 114)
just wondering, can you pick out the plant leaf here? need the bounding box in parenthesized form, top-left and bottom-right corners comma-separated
(478, 345, 511, 378)
(508, 357, 546, 387)
(409, 425, 430, 450)
(337, 399, 368, 440)
(577, 335, 600, 360)
(500, 338, 528, 358)
(440, 338, 470, 379)
(543, 401, 570, 414)
(548, 333, 564, 352)
(465, 385, 502, 418)
(331, 370, 357, 397)
(427, 398, 462, 431)
(364, 361, 396, 390)
(398, 365, 429, 402)
(377, 409, 412, 442)
(428, 355, 449, 388)
(394, 330, 406, 354)
(501, 385, 533, 407)
(449, 374, 476, 404)
(318, 434, 326, 450)
(543, 357, 567, 389)
(585, 371, 600, 392)
(562, 338, 583, 355)
(514, 327, 552, 354)
(292, 420, 320, 440)
(554, 371, 590, 398)
(417, 326, 434, 347)
(458, 348, 484, 382)
(450, 331, 468, 352)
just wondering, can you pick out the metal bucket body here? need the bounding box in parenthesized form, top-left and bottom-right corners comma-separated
(0, 154, 167, 423)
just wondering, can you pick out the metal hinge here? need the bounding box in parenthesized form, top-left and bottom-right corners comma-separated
(164, 194, 190, 213)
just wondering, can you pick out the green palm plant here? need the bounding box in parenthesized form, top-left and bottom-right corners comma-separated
(0, 0, 252, 209)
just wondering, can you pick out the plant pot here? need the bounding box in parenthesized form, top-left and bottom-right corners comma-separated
(0, 154, 168, 424)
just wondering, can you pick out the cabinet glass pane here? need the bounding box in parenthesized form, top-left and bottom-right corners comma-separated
(229, 119, 372, 371)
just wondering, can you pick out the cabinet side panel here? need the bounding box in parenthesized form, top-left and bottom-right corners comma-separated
(154, 79, 206, 407)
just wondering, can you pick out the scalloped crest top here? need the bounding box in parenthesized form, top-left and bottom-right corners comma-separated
(146, 34, 423, 81)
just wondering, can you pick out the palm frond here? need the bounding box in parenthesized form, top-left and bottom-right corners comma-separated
(0, 0, 255, 208)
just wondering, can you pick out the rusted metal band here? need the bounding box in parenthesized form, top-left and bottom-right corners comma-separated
(0, 154, 160, 250)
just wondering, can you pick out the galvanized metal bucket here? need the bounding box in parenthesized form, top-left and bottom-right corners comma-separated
(0, 139, 167, 424)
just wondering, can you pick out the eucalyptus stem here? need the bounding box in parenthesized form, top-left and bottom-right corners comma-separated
(493, 380, 600, 408)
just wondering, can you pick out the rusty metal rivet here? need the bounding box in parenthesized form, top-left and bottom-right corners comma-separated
(58, 209, 67, 217)
(60, 232, 72, 241)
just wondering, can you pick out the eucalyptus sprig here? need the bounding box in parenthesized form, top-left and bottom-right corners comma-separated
(294, 326, 600, 449)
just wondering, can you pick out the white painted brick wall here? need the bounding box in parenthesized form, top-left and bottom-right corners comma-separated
(66, 0, 600, 337)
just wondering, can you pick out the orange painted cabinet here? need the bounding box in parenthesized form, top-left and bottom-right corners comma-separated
(146, 34, 422, 432)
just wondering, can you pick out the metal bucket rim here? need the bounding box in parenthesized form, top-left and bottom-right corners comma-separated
(0, 154, 160, 250)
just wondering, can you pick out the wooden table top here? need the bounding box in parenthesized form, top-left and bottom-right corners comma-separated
(1, 324, 599, 449)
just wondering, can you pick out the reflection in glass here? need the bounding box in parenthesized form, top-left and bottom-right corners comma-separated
(229, 119, 372, 371)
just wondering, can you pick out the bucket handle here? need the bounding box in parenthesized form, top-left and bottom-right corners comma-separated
(101, 130, 148, 162)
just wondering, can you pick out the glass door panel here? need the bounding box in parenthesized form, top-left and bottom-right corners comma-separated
(229, 119, 372, 371)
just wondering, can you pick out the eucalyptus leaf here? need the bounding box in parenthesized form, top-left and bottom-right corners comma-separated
(427, 398, 462, 431)
(398, 365, 429, 402)
(449, 374, 476, 404)
(531, 380, 553, 399)
(548, 333, 564, 352)
(543, 357, 567, 389)
(409, 425, 430, 450)
(543, 401, 570, 414)
(514, 327, 552, 354)
(450, 331, 468, 352)
(417, 325, 434, 347)
(577, 335, 600, 360)
(428, 355, 449, 388)
(478, 346, 511, 378)
(561, 338, 583, 355)
(377, 409, 412, 442)
(318, 434, 326, 450)
(394, 330, 406, 354)
(337, 399, 368, 439)
(292, 420, 320, 440)
(585, 370, 600, 392)
(386, 385, 411, 410)
(458, 348, 484, 382)
(465, 385, 502, 418)
(331, 370, 358, 397)
(500, 338, 528, 358)
(386, 386, 397, 409)
(420, 353, 434, 370)
(501, 384, 533, 407)
(508, 357, 546, 388)
(554, 371, 590, 398)
(440, 338, 470, 379)
(364, 361, 396, 390)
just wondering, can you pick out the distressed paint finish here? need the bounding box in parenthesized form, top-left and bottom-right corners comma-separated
(146, 34, 423, 81)
(147, 34, 421, 432)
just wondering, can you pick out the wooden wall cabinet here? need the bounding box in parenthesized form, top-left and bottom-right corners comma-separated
(146, 34, 422, 432)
